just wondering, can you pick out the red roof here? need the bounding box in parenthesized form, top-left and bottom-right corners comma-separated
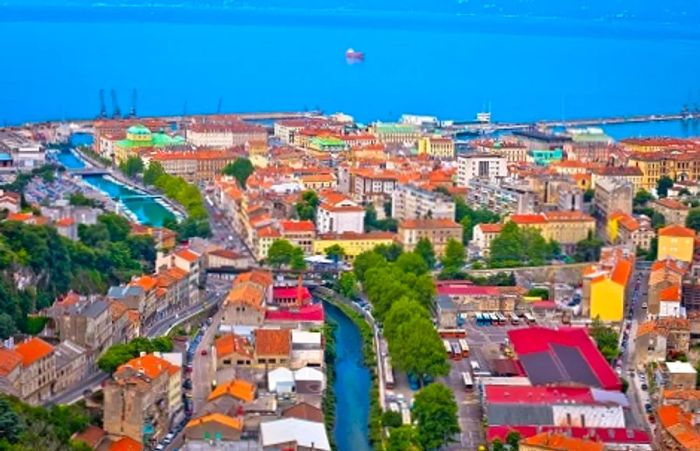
(508, 327, 620, 390)
(487, 426, 649, 445)
(437, 283, 500, 297)
(15, 337, 54, 367)
(281, 220, 316, 233)
(511, 214, 547, 225)
(485, 386, 596, 405)
(659, 224, 695, 238)
(265, 303, 325, 323)
(477, 223, 503, 234)
(273, 286, 311, 302)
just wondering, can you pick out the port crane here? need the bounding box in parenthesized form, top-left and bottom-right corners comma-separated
(98, 89, 107, 119)
(128, 89, 137, 118)
(111, 89, 121, 119)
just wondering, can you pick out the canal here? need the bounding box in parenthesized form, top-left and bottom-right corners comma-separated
(324, 301, 372, 451)
(55, 138, 176, 226)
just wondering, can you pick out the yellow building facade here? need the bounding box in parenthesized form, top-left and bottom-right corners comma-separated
(417, 136, 455, 159)
(313, 232, 396, 261)
(657, 225, 696, 263)
(590, 278, 625, 322)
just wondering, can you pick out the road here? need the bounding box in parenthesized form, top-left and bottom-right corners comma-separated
(203, 191, 256, 262)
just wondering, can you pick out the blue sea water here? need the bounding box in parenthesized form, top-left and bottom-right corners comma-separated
(0, 3, 699, 137)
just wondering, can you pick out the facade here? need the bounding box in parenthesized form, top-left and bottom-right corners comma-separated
(397, 219, 462, 256)
(590, 166, 644, 193)
(664, 361, 698, 390)
(113, 125, 185, 163)
(653, 198, 690, 226)
(144, 150, 240, 182)
(312, 231, 396, 261)
(316, 193, 365, 235)
(457, 153, 507, 187)
(391, 183, 455, 221)
(582, 247, 634, 322)
(469, 223, 503, 258)
(608, 211, 656, 251)
(370, 122, 420, 145)
(186, 122, 267, 147)
(53, 340, 88, 393)
(657, 225, 696, 263)
(627, 149, 700, 191)
(48, 296, 114, 359)
(594, 177, 634, 227)
(467, 178, 541, 215)
(14, 337, 56, 405)
(510, 211, 596, 250)
(280, 220, 316, 255)
(417, 135, 455, 159)
(254, 329, 291, 368)
(473, 140, 529, 163)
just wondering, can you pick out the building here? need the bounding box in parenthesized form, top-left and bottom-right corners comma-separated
(653, 198, 690, 226)
(14, 337, 56, 405)
(259, 418, 331, 451)
(53, 340, 88, 393)
(222, 270, 273, 326)
(370, 122, 420, 145)
(0, 347, 22, 398)
(467, 178, 541, 215)
(582, 247, 634, 322)
(316, 192, 365, 235)
(312, 231, 396, 262)
(664, 361, 697, 390)
(207, 249, 248, 270)
(46, 295, 114, 359)
(274, 118, 330, 145)
(473, 140, 529, 163)
(594, 177, 634, 227)
(510, 211, 596, 252)
(254, 329, 291, 368)
(417, 135, 455, 159)
(590, 166, 644, 193)
(436, 281, 519, 314)
(469, 223, 503, 258)
(0, 190, 20, 213)
(144, 149, 241, 182)
(608, 211, 655, 251)
(213, 334, 254, 370)
(280, 220, 316, 255)
(512, 129, 573, 153)
(391, 183, 455, 222)
(627, 149, 700, 191)
(658, 224, 696, 263)
(634, 318, 690, 368)
(112, 124, 185, 163)
(527, 148, 564, 166)
(343, 168, 399, 205)
(520, 432, 606, 451)
(397, 218, 462, 256)
(457, 153, 507, 187)
(299, 174, 337, 190)
(184, 413, 243, 443)
(186, 121, 267, 147)
(657, 405, 700, 450)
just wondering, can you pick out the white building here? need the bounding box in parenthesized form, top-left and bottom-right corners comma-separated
(317, 193, 365, 234)
(391, 183, 455, 221)
(186, 122, 267, 147)
(260, 418, 331, 451)
(457, 153, 507, 187)
(267, 367, 295, 393)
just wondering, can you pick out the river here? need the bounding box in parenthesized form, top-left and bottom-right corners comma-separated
(55, 140, 175, 226)
(324, 301, 372, 451)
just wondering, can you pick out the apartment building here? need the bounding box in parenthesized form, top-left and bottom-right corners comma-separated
(398, 219, 462, 256)
(457, 153, 507, 187)
(391, 183, 455, 222)
(186, 121, 267, 147)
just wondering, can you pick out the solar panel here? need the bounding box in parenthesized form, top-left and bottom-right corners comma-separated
(552, 344, 600, 388)
(519, 353, 566, 385)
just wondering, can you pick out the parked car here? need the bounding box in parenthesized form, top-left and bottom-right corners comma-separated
(641, 383, 648, 391)
(201, 349, 208, 356)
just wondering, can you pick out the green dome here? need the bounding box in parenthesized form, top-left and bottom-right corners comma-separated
(127, 124, 151, 135)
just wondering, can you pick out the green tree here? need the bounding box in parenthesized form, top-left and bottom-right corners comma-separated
(337, 272, 358, 299)
(634, 189, 654, 206)
(143, 160, 165, 186)
(375, 243, 404, 262)
(574, 231, 605, 263)
(364, 203, 399, 232)
(396, 252, 429, 276)
(382, 410, 403, 428)
(506, 431, 521, 450)
(97, 337, 173, 373)
(98, 213, 131, 242)
(353, 250, 387, 282)
(589, 317, 620, 361)
(384, 297, 429, 342)
(413, 383, 460, 450)
(0, 397, 24, 443)
(266, 239, 305, 269)
(324, 244, 346, 263)
(489, 222, 525, 268)
(118, 155, 144, 177)
(68, 192, 100, 208)
(686, 208, 700, 232)
(492, 439, 505, 451)
(440, 238, 465, 271)
(656, 175, 674, 198)
(222, 157, 254, 187)
(583, 188, 595, 202)
(414, 237, 436, 269)
(526, 287, 549, 300)
(77, 223, 110, 247)
(295, 190, 320, 222)
(387, 425, 423, 451)
(390, 316, 450, 386)
(651, 211, 666, 229)
(0, 312, 17, 339)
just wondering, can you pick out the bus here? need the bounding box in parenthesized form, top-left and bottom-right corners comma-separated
(384, 358, 395, 389)
(458, 339, 470, 357)
(496, 313, 507, 326)
(470, 359, 481, 373)
(461, 371, 474, 390)
(475, 313, 491, 327)
(523, 313, 536, 325)
(510, 313, 520, 325)
(443, 340, 452, 356)
(451, 342, 463, 360)
(438, 329, 467, 339)
(489, 313, 500, 325)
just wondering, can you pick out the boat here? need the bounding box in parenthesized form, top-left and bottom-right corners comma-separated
(345, 48, 364, 61)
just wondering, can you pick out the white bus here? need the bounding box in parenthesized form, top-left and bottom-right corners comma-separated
(470, 359, 481, 373)
(443, 339, 452, 356)
(461, 371, 474, 390)
(523, 313, 536, 325)
(458, 339, 470, 357)
(384, 358, 395, 389)
(510, 313, 520, 325)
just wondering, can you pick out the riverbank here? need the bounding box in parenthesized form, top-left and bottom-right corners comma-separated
(317, 289, 383, 450)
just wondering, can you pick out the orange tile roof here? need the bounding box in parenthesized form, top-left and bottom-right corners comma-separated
(520, 432, 604, 451)
(72, 425, 106, 449)
(0, 348, 22, 376)
(55, 217, 75, 227)
(399, 218, 461, 229)
(254, 329, 290, 356)
(651, 259, 688, 275)
(655, 198, 689, 211)
(186, 413, 243, 431)
(226, 284, 265, 310)
(208, 378, 256, 403)
(636, 321, 658, 338)
(610, 259, 633, 286)
(281, 220, 316, 233)
(214, 334, 252, 359)
(659, 224, 696, 238)
(319, 202, 365, 213)
(657, 405, 700, 450)
(477, 223, 503, 234)
(300, 174, 335, 183)
(663, 389, 700, 401)
(6, 212, 33, 222)
(109, 436, 143, 451)
(118, 353, 178, 379)
(511, 214, 547, 225)
(235, 269, 273, 287)
(257, 226, 281, 238)
(660, 285, 681, 302)
(14, 337, 54, 367)
(176, 249, 200, 263)
(130, 275, 157, 292)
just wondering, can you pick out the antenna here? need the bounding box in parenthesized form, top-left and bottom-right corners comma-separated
(98, 89, 107, 118)
(216, 97, 223, 114)
(111, 89, 121, 119)
(129, 89, 137, 118)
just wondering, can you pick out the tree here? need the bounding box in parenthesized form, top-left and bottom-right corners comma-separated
(651, 211, 666, 229)
(387, 425, 423, 451)
(656, 175, 674, 198)
(222, 157, 254, 187)
(374, 243, 404, 262)
(78, 223, 110, 247)
(414, 237, 436, 269)
(506, 431, 521, 450)
(454, 196, 500, 242)
(390, 316, 450, 386)
(295, 190, 319, 222)
(118, 155, 144, 177)
(324, 244, 346, 263)
(0, 312, 17, 339)
(364, 203, 399, 232)
(337, 272, 358, 299)
(382, 410, 403, 428)
(412, 383, 460, 450)
(266, 239, 305, 269)
(583, 188, 595, 202)
(491, 439, 505, 451)
(143, 160, 165, 186)
(97, 337, 173, 373)
(383, 297, 429, 342)
(0, 397, 24, 443)
(589, 317, 620, 361)
(440, 238, 465, 271)
(634, 189, 654, 207)
(353, 251, 387, 282)
(489, 222, 524, 268)
(686, 208, 700, 232)
(526, 288, 549, 300)
(68, 192, 100, 208)
(98, 213, 131, 242)
(396, 252, 429, 276)
(574, 231, 605, 263)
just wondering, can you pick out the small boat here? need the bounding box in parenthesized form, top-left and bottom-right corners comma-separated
(345, 48, 364, 61)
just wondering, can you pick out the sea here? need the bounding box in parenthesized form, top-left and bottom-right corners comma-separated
(1, 2, 700, 139)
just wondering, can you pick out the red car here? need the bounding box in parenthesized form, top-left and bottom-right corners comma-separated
(200, 349, 208, 356)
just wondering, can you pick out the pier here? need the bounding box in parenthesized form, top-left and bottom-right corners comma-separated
(445, 111, 690, 135)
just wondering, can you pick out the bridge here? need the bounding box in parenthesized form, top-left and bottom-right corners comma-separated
(444, 112, 690, 136)
(66, 167, 110, 176)
(118, 194, 163, 200)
